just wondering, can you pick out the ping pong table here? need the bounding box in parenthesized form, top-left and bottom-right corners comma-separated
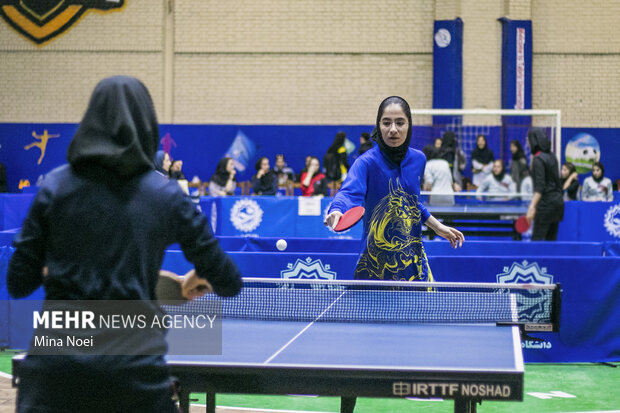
(12, 278, 560, 413)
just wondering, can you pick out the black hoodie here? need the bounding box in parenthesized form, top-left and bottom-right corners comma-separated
(527, 128, 564, 223)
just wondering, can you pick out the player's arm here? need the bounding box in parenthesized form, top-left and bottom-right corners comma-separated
(7, 190, 49, 298)
(325, 158, 368, 229)
(527, 157, 545, 222)
(174, 194, 242, 297)
(425, 215, 464, 249)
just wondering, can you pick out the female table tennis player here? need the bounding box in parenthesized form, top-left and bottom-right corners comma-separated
(325, 96, 464, 282)
(7, 76, 242, 412)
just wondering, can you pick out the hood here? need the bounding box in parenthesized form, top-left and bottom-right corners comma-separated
(67, 76, 159, 177)
(373, 96, 413, 165)
(527, 128, 551, 154)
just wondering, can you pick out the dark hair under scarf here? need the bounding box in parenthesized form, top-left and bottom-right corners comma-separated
(592, 161, 605, 183)
(372, 96, 413, 165)
(510, 139, 526, 161)
(439, 130, 457, 165)
(328, 132, 347, 154)
(211, 157, 235, 187)
(67, 76, 159, 178)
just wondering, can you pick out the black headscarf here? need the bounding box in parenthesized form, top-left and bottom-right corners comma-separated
(211, 157, 235, 186)
(67, 76, 159, 178)
(327, 132, 346, 154)
(471, 135, 494, 165)
(372, 96, 413, 165)
(510, 139, 526, 161)
(439, 131, 457, 165)
(527, 128, 551, 154)
(592, 161, 605, 183)
(492, 161, 506, 182)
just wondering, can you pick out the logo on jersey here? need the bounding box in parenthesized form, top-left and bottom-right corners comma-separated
(230, 199, 263, 232)
(0, 1, 125, 45)
(280, 257, 337, 283)
(604, 204, 620, 238)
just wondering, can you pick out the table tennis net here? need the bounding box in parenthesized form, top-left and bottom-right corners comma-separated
(173, 278, 561, 332)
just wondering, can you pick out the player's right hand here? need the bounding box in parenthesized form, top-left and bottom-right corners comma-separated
(324, 211, 343, 230)
(182, 269, 213, 300)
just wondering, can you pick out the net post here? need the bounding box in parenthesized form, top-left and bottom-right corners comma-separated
(551, 283, 562, 333)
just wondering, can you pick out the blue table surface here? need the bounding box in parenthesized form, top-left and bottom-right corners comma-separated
(166, 320, 523, 373)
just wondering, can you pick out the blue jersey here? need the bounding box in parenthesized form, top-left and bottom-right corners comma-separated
(329, 145, 433, 282)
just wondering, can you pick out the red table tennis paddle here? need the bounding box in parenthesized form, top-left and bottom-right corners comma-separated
(515, 215, 530, 234)
(333, 206, 365, 232)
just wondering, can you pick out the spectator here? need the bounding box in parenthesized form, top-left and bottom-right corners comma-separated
(509, 140, 528, 192)
(273, 154, 295, 186)
(561, 162, 579, 201)
(526, 128, 564, 241)
(300, 156, 328, 197)
(519, 168, 533, 201)
(358, 132, 374, 155)
(169, 159, 185, 180)
(476, 159, 516, 201)
(439, 131, 466, 191)
(581, 161, 613, 202)
(251, 156, 277, 195)
(470, 134, 494, 188)
(323, 131, 350, 182)
(154, 150, 171, 177)
(422, 145, 455, 206)
(297, 155, 312, 182)
(209, 157, 237, 196)
(434, 137, 442, 150)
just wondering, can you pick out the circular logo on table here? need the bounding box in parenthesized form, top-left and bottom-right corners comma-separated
(434, 28, 451, 48)
(230, 199, 263, 232)
(604, 204, 620, 238)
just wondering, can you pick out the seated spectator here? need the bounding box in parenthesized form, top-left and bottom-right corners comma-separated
(434, 137, 442, 150)
(358, 132, 374, 155)
(273, 154, 295, 186)
(509, 140, 528, 191)
(561, 162, 579, 201)
(297, 155, 312, 182)
(251, 156, 277, 195)
(520, 170, 533, 201)
(471, 134, 494, 187)
(300, 157, 328, 197)
(169, 159, 186, 180)
(477, 159, 516, 201)
(422, 145, 455, 206)
(581, 161, 613, 202)
(154, 150, 171, 177)
(209, 157, 237, 196)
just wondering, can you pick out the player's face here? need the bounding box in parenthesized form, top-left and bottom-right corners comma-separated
(380, 104, 409, 148)
(592, 165, 602, 179)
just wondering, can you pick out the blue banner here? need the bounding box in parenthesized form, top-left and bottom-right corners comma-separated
(433, 18, 463, 126)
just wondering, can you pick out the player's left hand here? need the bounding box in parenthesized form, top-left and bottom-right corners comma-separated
(434, 224, 465, 248)
(181, 269, 213, 300)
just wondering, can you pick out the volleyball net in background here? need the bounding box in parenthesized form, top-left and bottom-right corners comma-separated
(410, 109, 562, 169)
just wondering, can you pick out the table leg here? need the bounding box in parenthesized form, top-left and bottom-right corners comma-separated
(341, 396, 356, 413)
(206, 392, 216, 413)
(454, 398, 476, 413)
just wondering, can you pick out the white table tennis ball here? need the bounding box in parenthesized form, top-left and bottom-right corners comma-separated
(276, 239, 287, 251)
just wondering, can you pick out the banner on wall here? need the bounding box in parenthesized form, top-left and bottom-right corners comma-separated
(432, 18, 463, 126)
(0, 0, 125, 45)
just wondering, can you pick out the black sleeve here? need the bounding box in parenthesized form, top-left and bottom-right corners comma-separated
(174, 195, 242, 297)
(7, 190, 49, 298)
(251, 175, 261, 195)
(532, 157, 545, 194)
